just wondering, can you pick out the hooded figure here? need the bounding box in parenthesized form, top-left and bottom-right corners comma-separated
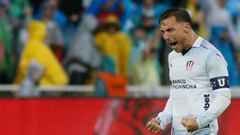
(95, 15, 131, 79)
(15, 20, 68, 85)
(63, 14, 101, 84)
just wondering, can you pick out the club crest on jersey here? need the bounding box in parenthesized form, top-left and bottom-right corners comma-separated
(186, 60, 194, 70)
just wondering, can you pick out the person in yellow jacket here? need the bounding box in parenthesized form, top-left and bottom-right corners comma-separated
(187, 0, 208, 38)
(14, 20, 68, 86)
(95, 15, 131, 79)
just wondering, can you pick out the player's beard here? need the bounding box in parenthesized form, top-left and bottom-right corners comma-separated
(169, 42, 182, 53)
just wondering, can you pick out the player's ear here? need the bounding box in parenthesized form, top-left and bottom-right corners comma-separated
(183, 22, 191, 33)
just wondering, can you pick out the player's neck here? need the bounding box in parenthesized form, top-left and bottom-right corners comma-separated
(184, 32, 198, 50)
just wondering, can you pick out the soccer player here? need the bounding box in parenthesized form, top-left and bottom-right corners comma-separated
(146, 8, 231, 135)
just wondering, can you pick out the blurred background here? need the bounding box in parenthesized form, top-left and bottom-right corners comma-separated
(0, 0, 240, 135)
(0, 0, 240, 98)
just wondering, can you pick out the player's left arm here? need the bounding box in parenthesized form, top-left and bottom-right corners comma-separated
(196, 51, 231, 129)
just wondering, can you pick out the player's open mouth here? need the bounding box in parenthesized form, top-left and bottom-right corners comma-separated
(170, 42, 177, 48)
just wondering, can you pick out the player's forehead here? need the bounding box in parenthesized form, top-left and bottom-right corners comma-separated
(160, 16, 178, 30)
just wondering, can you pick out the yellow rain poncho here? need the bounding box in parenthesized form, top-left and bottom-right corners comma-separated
(15, 20, 68, 85)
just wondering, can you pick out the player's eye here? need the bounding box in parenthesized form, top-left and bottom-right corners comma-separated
(166, 28, 174, 33)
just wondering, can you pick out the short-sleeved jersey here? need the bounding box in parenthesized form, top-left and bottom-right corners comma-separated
(167, 36, 230, 134)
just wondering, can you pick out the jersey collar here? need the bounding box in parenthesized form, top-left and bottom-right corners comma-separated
(192, 36, 203, 48)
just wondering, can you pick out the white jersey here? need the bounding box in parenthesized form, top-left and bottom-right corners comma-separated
(157, 36, 231, 135)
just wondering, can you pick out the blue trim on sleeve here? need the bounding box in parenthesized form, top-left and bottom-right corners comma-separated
(210, 76, 230, 90)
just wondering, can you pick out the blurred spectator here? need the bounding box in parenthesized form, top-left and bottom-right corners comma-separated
(93, 56, 126, 97)
(16, 19, 28, 59)
(226, 0, 240, 27)
(142, 15, 159, 38)
(158, 40, 171, 85)
(16, 59, 43, 97)
(0, 1, 14, 84)
(128, 9, 162, 85)
(9, 0, 32, 62)
(205, 0, 239, 86)
(14, 20, 68, 86)
(128, 27, 161, 94)
(128, 27, 147, 76)
(85, 0, 127, 27)
(42, 1, 64, 62)
(64, 14, 101, 85)
(58, 0, 84, 49)
(124, 0, 169, 32)
(203, 0, 236, 42)
(10, 0, 32, 21)
(187, 0, 208, 38)
(95, 15, 131, 79)
(133, 45, 160, 86)
(59, 0, 83, 20)
(33, 0, 67, 29)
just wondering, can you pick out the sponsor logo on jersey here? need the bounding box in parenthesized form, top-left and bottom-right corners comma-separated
(186, 60, 194, 70)
(204, 94, 210, 111)
(170, 79, 197, 89)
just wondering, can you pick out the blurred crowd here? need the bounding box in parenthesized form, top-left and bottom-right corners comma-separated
(0, 0, 240, 96)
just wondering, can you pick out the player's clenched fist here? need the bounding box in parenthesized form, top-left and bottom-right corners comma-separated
(181, 117, 199, 132)
(146, 118, 161, 133)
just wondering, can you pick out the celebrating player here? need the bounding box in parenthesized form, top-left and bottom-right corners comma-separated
(146, 8, 231, 135)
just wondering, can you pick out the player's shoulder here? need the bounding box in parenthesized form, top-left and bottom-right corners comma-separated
(199, 39, 224, 59)
(197, 39, 227, 67)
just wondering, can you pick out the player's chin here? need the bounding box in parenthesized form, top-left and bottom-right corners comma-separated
(173, 48, 181, 53)
(171, 45, 180, 52)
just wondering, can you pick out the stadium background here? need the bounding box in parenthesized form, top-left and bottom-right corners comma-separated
(0, 0, 240, 134)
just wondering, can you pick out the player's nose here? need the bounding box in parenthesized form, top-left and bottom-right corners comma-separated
(162, 32, 171, 42)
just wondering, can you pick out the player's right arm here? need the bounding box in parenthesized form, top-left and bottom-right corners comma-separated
(156, 96, 173, 129)
(146, 54, 173, 133)
(146, 96, 173, 132)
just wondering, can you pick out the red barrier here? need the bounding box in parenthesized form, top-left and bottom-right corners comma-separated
(0, 98, 238, 135)
(218, 99, 240, 135)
